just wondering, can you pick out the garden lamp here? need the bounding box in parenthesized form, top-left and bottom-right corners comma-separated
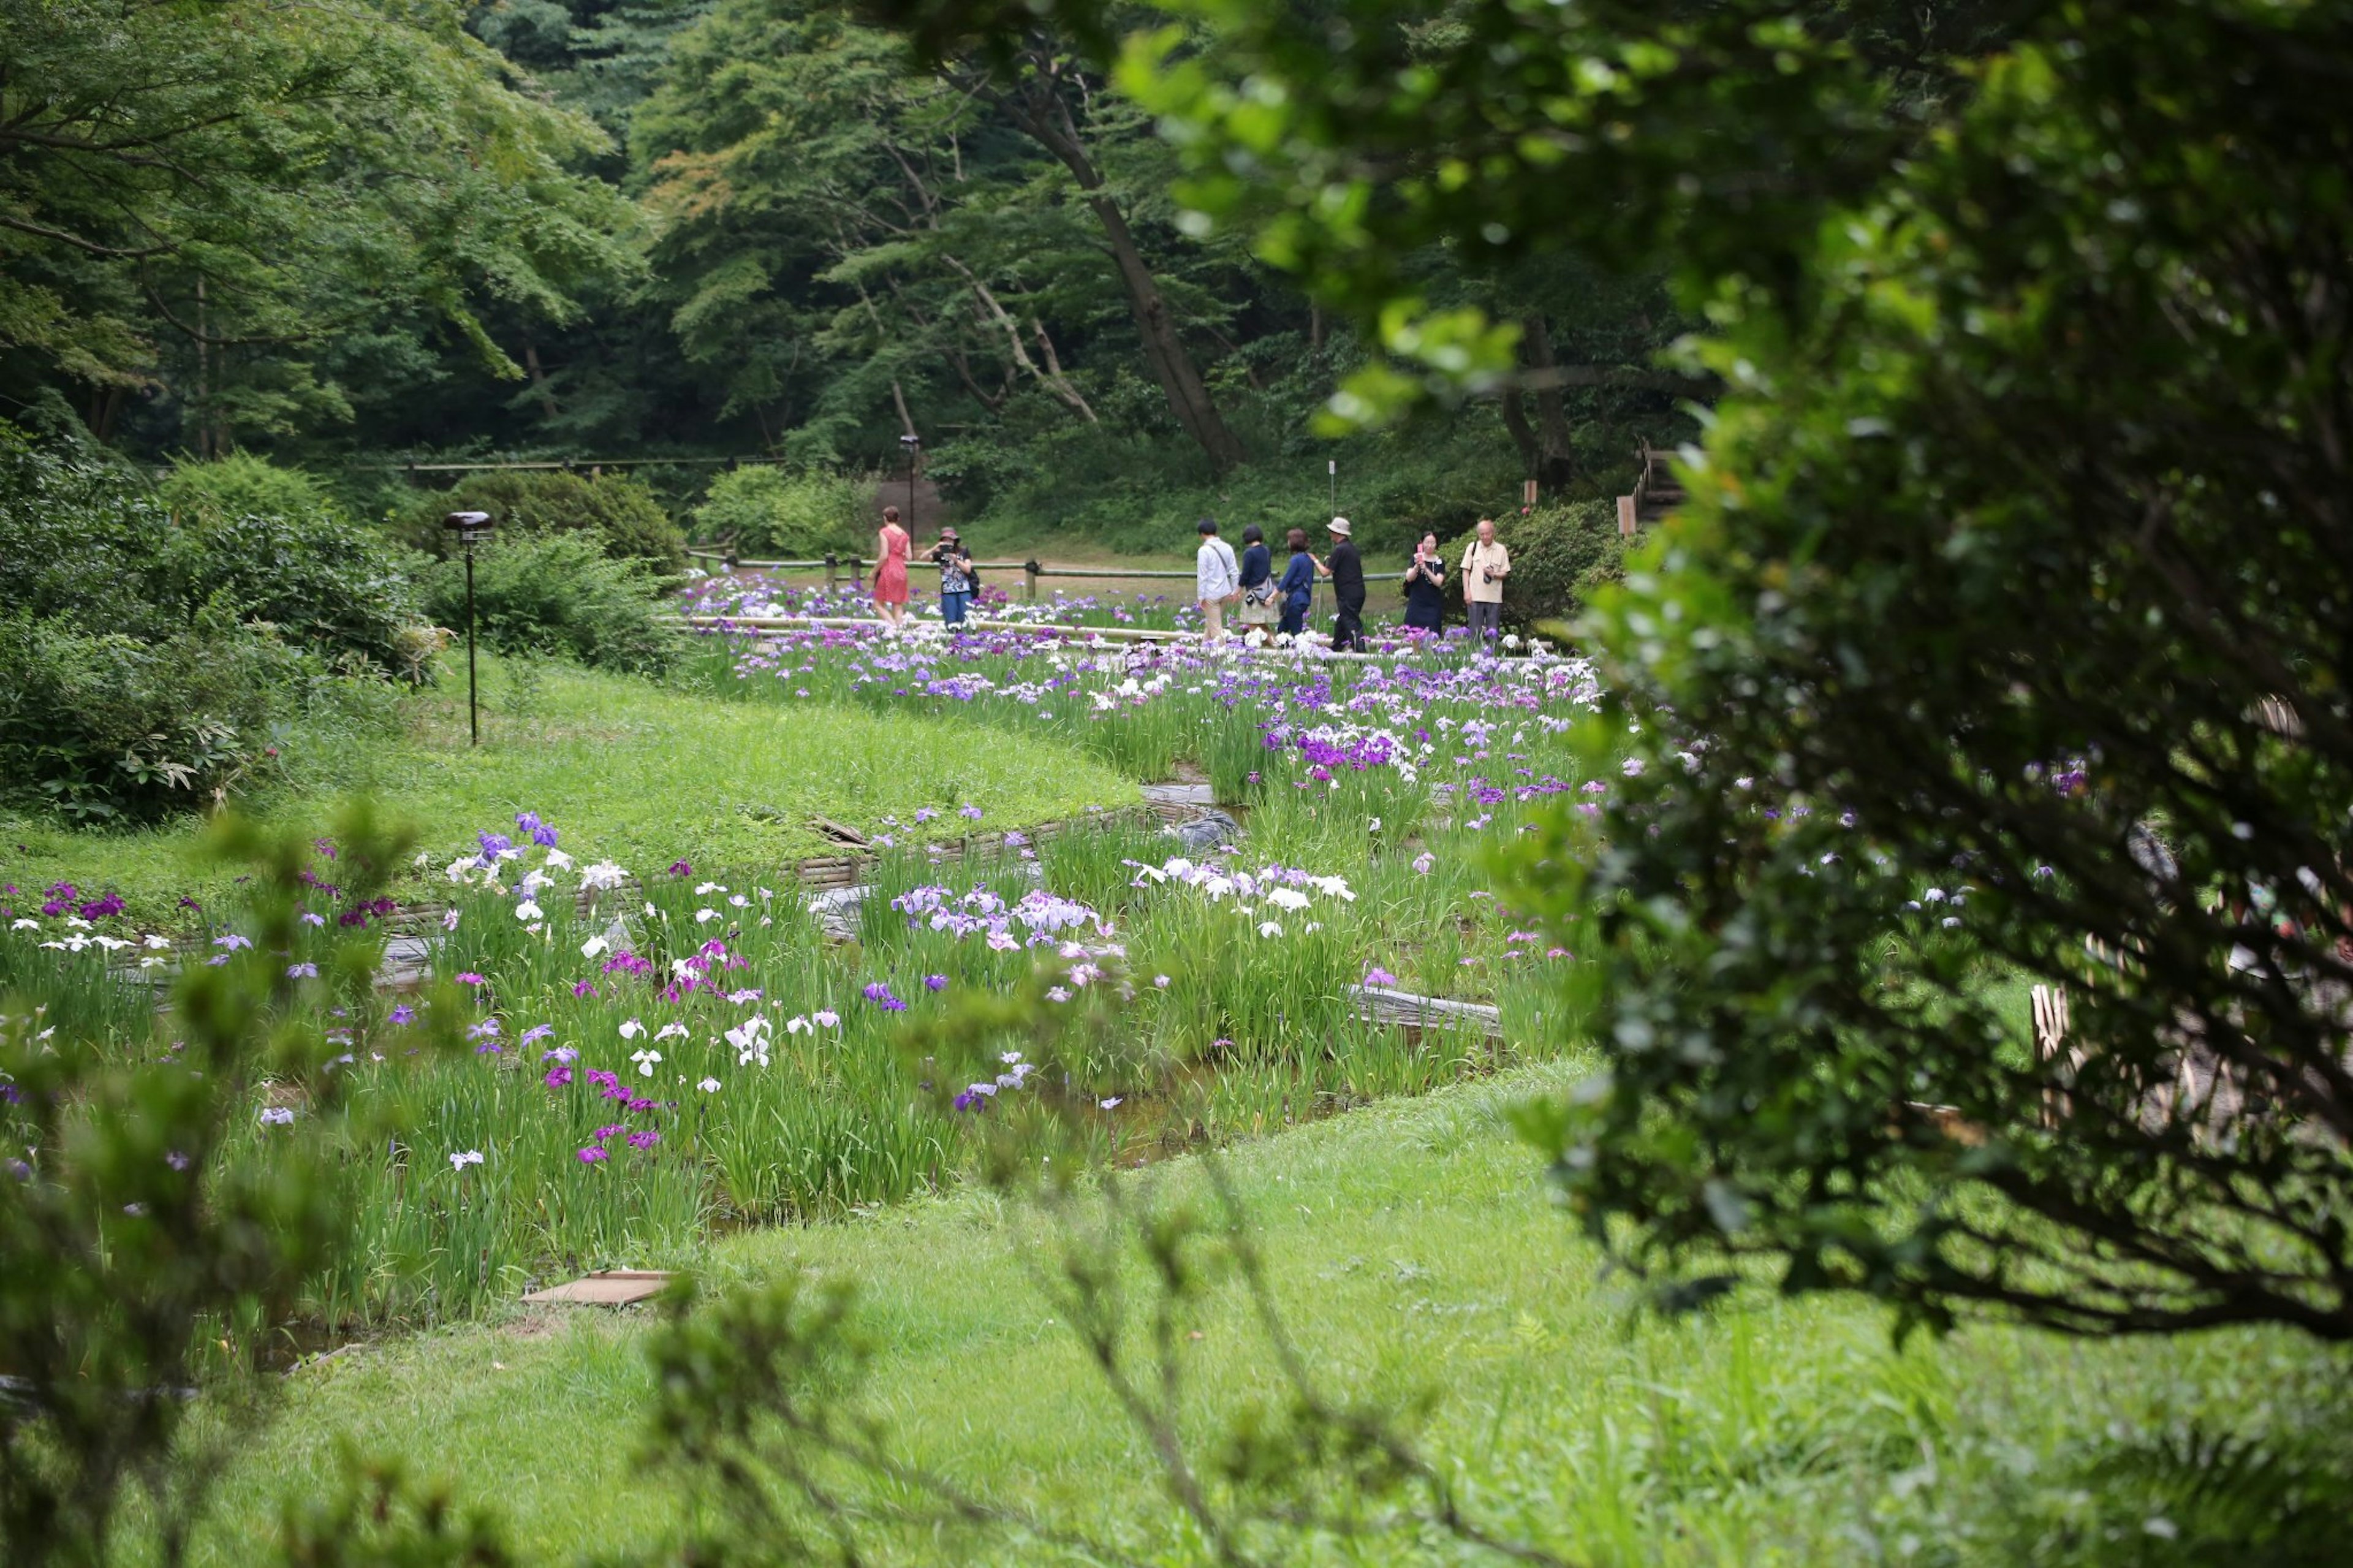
(442, 510, 494, 746)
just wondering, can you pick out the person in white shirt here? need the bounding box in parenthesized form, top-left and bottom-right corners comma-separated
(1460, 516, 1512, 643)
(1194, 517, 1241, 640)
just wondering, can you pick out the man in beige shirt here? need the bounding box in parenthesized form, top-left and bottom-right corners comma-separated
(1461, 517, 1511, 643)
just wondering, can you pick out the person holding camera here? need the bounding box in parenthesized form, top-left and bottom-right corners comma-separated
(928, 526, 976, 626)
(1403, 531, 1447, 632)
(1460, 516, 1511, 643)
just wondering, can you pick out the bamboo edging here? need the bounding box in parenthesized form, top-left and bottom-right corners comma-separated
(676, 612, 1566, 665)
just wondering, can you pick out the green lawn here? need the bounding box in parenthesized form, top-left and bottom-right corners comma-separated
(186, 1062, 2344, 1566)
(1, 654, 1134, 929)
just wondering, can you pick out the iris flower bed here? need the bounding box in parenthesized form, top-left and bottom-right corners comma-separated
(683, 578, 1600, 798)
(680, 575, 1203, 632)
(5, 613, 1934, 1330)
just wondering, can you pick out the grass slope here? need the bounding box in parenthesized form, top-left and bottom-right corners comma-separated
(1, 655, 1134, 926)
(192, 1064, 2343, 1566)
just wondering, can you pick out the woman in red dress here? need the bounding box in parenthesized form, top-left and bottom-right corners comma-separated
(873, 504, 912, 631)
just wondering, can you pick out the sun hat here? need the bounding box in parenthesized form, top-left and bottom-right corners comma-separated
(1327, 516, 1352, 537)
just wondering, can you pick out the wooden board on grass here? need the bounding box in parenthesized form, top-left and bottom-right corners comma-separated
(521, 1270, 674, 1306)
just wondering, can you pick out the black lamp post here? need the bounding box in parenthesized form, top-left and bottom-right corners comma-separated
(442, 510, 494, 746)
(898, 431, 920, 525)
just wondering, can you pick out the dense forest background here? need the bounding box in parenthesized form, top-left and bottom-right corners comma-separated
(2, 0, 1706, 550)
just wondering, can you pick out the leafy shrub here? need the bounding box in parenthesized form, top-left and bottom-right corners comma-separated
(1520, 4, 2353, 1339)
(400, 470, 686, 573)
(0, 436, 419, 822)
(419, 529, 677, 676)
(155, 450, 342, 525)
(0, 441, 419, 669)
(0, 430, 177, 642)
(691, 465, 872, 558)
(0, 610, 304, 822)
(165, 511, 416, 672)
(1438, 499, 1622, 632)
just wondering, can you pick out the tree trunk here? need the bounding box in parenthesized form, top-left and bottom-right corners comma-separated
(194, 277, 211, 459)
(992, 73, 1246, 475)
(1518, 312, 1579, 490)
(523, 340, 560, 422)
(1498, 383, 1540, 482)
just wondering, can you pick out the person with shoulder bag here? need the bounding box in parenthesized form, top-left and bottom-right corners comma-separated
(1236, 523, 1277, 630)
(1194, 517, 1241, 640)
(928, 526, 976, 626)
(1460, 516, 1511, 644)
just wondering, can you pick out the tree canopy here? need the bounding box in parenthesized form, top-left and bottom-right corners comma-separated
(0, 0, 637, 449)
(1, 0, 1712, 517)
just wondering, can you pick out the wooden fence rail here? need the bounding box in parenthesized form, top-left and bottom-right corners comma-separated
(683, 547, 1404, 601)
(357, 457, 793, 474)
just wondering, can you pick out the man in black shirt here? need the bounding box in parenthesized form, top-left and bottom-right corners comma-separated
(1325, 515, 1365, 651)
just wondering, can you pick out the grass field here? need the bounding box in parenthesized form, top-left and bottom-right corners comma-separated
(181, 1062, 2346, 1567)
(0, 654, 1134, 929)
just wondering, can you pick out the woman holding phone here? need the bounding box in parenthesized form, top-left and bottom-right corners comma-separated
(1403, 531, 1446, 632)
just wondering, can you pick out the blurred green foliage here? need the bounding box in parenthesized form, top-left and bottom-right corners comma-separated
(0, 806, 465, 1568)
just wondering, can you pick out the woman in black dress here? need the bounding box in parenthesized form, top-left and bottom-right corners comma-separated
(1403, 531, 1446, 632)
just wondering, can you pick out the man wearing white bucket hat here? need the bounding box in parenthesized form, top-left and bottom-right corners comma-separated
(1324, 515, 1365, 651)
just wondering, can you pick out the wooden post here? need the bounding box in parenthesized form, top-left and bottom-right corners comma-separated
(1025, 560, 1040, 602)
(1616, 494, 1637, 537)
(825, 554, 838, 595)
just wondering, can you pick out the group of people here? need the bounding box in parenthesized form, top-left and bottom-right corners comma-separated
(870, 504, 976, 631)
(1192, 516, 1363, 646)
(870, 501, 1517, 648)
(1195, 513, 1512, 648)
